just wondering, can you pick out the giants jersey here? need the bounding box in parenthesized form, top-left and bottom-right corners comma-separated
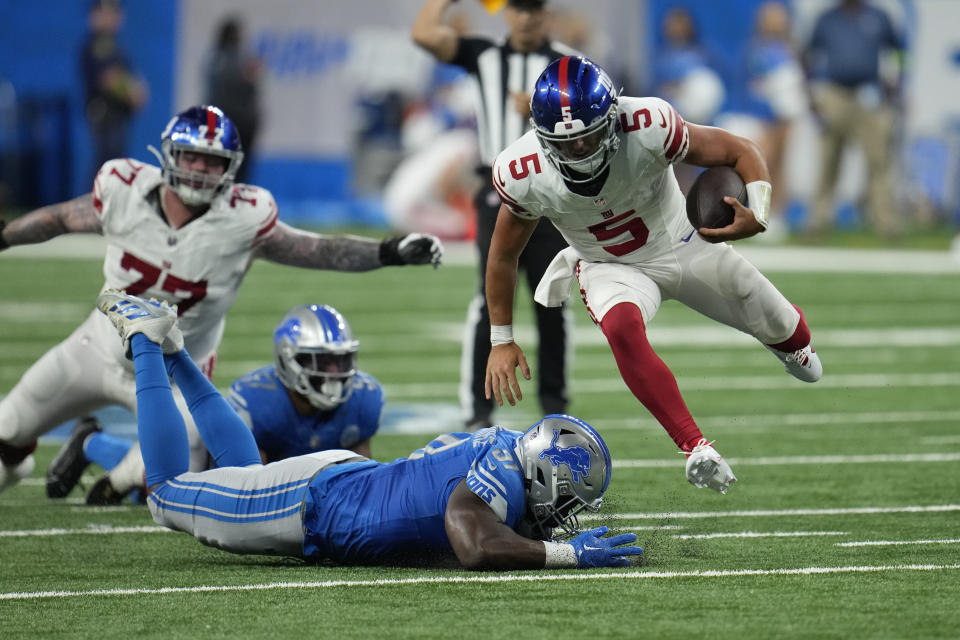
(91, 159, 278, 368)
(226, 366, 384, 461)
(301, 427, 526, 562)
(492, 96, 691, 264)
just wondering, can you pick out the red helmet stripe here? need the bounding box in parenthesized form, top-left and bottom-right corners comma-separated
(206, 108, 217, 142)
(558, 56, 571, 113)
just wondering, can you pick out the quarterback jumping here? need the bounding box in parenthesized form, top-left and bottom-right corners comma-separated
(92, 290, 642, 569)
(485, 57, 823, 494)
(0, 105, 442, 496)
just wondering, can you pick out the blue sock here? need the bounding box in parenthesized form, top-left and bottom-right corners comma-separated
(83, 432, 134, 471)
(131, 334, 189, 486)
(163, 350, 261, 468)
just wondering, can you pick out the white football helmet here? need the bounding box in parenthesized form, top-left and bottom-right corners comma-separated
(514, 414, 612, 539)
(273, 304, 359, 411)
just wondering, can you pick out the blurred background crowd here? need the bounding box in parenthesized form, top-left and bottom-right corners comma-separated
(1, 0, 958, 247)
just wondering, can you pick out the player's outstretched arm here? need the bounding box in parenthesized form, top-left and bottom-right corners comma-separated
(445, 482, 643, 570)
(484, 206, 538, 406)
(256, 222, 442, 271)
(683, 124, 769, 243)
(0, 194, 101, 251)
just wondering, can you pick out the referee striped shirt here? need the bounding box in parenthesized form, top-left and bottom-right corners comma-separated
(451, 37, 578, 168)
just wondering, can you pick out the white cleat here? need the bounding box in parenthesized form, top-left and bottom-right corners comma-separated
(685, 439, 737, 494)
(0, 454, 36, 494)
(766, 344, 822, 383)
(96, 289, 183, 356)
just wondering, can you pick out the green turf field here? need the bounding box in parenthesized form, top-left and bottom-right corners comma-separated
(1, 244, 959, 639)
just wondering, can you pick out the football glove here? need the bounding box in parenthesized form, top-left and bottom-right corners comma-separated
(0, 220, 9, 251)
(379, 233, 443, 268)
(569, 526, 644, 568)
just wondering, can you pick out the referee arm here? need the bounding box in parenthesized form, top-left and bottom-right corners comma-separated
(412, 0, 459, 62)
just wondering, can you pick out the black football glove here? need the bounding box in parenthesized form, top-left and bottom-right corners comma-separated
(379, 233, 443, 268)
(0, 220, 9, 252)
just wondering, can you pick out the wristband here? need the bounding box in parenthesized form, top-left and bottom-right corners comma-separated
(745, 181, 771, 230)
(543, 541, 578, 568)
(490, 324, 514, 346)
(0, 220, 8, 251)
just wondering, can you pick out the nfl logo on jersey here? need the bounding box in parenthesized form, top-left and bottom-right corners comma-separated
(593, 197, 606, 207)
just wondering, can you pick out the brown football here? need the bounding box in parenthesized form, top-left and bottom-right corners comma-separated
(685, 167, 747, 229)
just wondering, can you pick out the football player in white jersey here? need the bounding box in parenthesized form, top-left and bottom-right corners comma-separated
(0, 105, 443, 496)
(484, 57, 823, 494)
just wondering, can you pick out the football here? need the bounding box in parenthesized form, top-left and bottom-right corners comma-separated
(685, 166, 747, 230)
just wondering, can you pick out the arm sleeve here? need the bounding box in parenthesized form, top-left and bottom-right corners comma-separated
(449, 37, 492, 73)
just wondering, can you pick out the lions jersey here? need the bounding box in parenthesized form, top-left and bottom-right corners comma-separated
(91, 158, 278, 370)
(492, 96, 691, 265)
(226, 366, 384, 461)
(301, 427, 526, 562)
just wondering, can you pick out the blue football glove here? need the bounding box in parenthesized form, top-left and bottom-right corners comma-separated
(569, 526, 644, 568)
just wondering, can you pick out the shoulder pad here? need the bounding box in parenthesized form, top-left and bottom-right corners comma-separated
(491, 134, 545, 220)
(618, 96, 689, 165)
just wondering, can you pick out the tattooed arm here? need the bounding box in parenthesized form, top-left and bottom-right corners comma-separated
(255, 222, 445, 271)
(0, 194, 101, 250)
(254, 221, 383, 271)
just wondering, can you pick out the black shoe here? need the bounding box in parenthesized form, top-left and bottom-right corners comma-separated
(46, 417, 101, 498)
(86, 474, 128, 505)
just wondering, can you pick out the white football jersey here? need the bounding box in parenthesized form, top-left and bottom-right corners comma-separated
(91, 158, 278, 367)
(492, 96, 691, 264)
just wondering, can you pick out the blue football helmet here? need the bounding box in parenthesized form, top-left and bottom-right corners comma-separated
(155, 105, 244, 206)
(529, 56, 620, 183)
(273, 304, 359, 410)
(514, 414, 613, 540)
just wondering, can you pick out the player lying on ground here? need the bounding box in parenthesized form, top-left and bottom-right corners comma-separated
(485, 56, 823, 494)
(47, 303, 384, 504)
(94, 290, 643, 569)
(0, 105, 442, 497)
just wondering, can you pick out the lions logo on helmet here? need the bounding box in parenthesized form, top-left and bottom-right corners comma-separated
(152, 105, 245, 206)
(514, 414, 613, 539)
(272, 304, 359, 411)
(530, 56, 620, 184)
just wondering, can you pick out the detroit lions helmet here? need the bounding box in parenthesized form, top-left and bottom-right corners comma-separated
(155, 105, 244, 206)
(530, 56, 620, 183)
(514, 414, 613, 539)
(273, 304, 359, 411)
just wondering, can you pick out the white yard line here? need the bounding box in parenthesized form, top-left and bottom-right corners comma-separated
(383, 372, 960, 398)
(615, 452, 960, 469)
(0, 525, 168, 538)
(674, 531, 846, 540)
(583, 504, 960, 520)
(2, 564, 958, 601)
(836, 538, 960, 548)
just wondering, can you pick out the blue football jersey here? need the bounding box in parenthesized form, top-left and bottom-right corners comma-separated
(227, 366, 384, 460)
(301, 427, 527, 563)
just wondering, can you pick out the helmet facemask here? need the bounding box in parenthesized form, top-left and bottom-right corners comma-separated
(281, 347, 357, 411)
(160, 141, 243, 206)
(534, 102, 620, 184)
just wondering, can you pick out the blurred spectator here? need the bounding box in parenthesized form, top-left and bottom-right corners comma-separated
(744, 1, 808, 236)
(80, 0, 148, 181)
(804, 0, 906, 240)
(383, 70, 479, 240)
(205, 16, 264, 185)
(653, 8, 726, 127)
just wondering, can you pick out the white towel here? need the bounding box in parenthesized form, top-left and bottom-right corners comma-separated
(534, 247, 582, 307)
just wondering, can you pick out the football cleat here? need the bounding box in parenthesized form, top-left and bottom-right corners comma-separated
(86, 475, 129, 506)
(684, 439, 737, 494)
(96, 289, 183, 356)
(0, 439, 37, 494)
(46, 416, 102, 498)
(766, 344, 822, 383)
